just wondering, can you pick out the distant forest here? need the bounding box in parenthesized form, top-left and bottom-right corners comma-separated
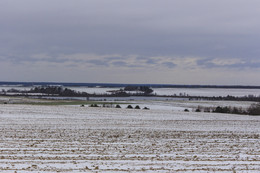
(2, 86, 154, 97)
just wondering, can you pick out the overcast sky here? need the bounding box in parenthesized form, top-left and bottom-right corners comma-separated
(1, 0, 260, 85)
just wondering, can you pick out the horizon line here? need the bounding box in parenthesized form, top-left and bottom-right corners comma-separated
(1, 81, 260, 89)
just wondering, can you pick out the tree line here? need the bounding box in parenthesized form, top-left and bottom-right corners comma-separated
(1, 86, 154, 97)
(192, 103, 260, 116)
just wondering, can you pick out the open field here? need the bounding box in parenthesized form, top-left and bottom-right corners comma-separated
(0, 104, 260, 172)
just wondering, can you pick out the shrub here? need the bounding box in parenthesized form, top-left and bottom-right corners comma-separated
(247, 103, 260, 115)
(89, 104, 99, 107)
(231, 107, 240, 114)
(184, 109, 189, 112)
(195, 109, 201, 112)
(204, 107, 211, 112)
(143, 107, 150, 110)
(213, 106, 232, 113)
(115, 104, 121, 108)
(213, 106, 223, 113)
(127, 105, 133, 109)
(135, 105, 140, 109)
(223, 106, 231, 113)
(195, 107, 201, 112)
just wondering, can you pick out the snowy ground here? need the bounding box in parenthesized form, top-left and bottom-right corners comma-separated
(0, 104, 260, 172)
(152, 88, 260, 97)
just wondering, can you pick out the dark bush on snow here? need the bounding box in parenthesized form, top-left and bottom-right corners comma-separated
(195, 107, 201, 112)
(135, 105, 140, 109)
(213, 106, 231, 113)
(247, 103, 260, 116)
(89, 104, 99, 107)
(143, 107, 150, 110)
(211, 103, 260, 116)
(127, 105, 133, 109)
(115, 104, 121, 108)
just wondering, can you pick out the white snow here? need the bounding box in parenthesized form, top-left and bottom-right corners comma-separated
(153, 88, 260, 97)
(0, 104, 260, 172)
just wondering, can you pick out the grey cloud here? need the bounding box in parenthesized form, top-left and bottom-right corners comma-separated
(161, 62, 176, 68)
(86, 60, 108, 66)
(1, 0, 260, 84)
(112, 61, 128, 67)
(146, 59, 157, 65)
(1, 0, 260, 58)
(197, 58, 260, 69)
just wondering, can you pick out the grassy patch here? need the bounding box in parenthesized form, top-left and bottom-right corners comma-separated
(1, 96, 131, 106)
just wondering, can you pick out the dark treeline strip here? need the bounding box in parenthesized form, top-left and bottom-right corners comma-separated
(194, 103, 260, 116)
(188, 95, 260, 102)
(1, 86, 154, 97)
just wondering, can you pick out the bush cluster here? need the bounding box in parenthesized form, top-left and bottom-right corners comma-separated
(126, 105, 145, 109)
(213, 106, 245, 114)
(89, 104, 99, 107)
(190, 103, 260, 116)
(88, 104, 150, 110)
(213, 104, 260, 115)
(247, 103, 260, 115)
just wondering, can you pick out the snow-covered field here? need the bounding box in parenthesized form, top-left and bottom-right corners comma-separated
(153, 88, 260, 97)
(0, 104, 260, 172)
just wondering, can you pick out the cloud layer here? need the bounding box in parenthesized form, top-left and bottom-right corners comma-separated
(1, 0, 260, 84)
